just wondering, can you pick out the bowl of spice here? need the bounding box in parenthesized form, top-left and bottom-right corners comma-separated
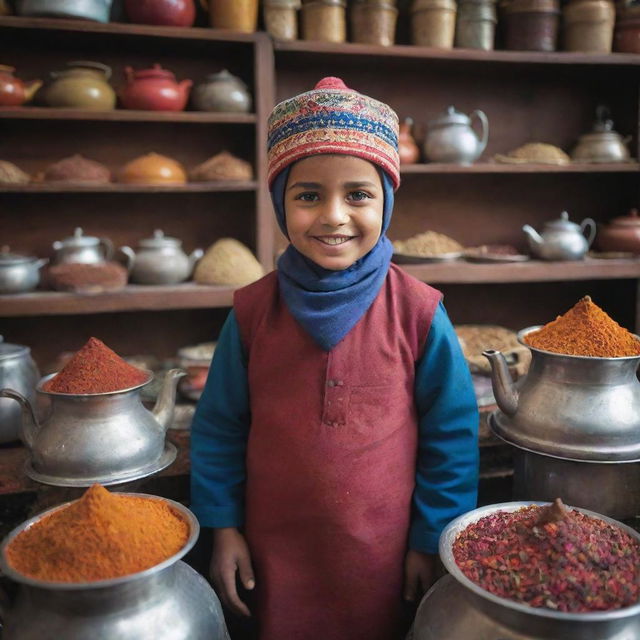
(0, 484, 228, 639)
(437, 499, 640, 639)
(392, 230, 464, 262)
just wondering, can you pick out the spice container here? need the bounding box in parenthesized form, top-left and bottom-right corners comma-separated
(410, 0, 457, 48)
(263, 0, 300, 40)
(455, 0, 497, 49)
(207, 0, 259, 32)
(350, 1, 398, 46)
(614, 15, 640, 52)
(563, 0, 615, 52)
(502, 0, 560, 51)
(301, 0, 347, 43)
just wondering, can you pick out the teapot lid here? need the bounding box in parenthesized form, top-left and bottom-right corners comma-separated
(61, 60, 112, 80)
(0, 335, 30, 360)
(139, 229, 181, 248)
(0, 245, 37, 265)
(57, 227, 100, 247)
(610, 208, 640, 227)
(429, 106, 471, 127)
(203, 69, 244, 84)
(544, 211, 581, 230)
(129, 64, 176, 81)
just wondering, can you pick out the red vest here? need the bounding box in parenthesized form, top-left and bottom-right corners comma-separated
(234, 264, 442, 640)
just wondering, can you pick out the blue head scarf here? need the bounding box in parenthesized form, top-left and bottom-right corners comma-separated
(272, 165, 395, 351)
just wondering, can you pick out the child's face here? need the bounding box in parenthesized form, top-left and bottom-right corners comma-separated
(284, 155, 384, 271)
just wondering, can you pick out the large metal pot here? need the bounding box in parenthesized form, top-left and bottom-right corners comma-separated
(0, 495, 230, 639)
(0, 247, 48, 294)
(16, 0, 113, 22)
(411, 502, 640, 640)
(0, 337, 39, 444)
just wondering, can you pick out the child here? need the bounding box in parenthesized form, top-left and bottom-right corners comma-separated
(190, 77, 479, 640)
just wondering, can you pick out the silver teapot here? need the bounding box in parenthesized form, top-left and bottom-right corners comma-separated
(424, 106, 489, 164)
(0, 368, 185, 486)
(52, 227, 114, 265)
(571, 106, 632, 164)
(120, 230, 203, 285)
(523, 211, 595, 260)
(0, 246, 48, 294)
(0, 336, 40, 443)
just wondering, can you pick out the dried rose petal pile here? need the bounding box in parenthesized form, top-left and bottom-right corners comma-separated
(453, 501, 640, 613)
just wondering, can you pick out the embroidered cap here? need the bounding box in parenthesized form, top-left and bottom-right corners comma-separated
(267, 77, 400, 190)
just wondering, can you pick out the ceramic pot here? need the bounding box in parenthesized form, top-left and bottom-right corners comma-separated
(120, 153, 187, 185)
(124, 0, 196, 26)
(42, 61, 116, 110)
(119, 64, 192, 112)
(411, 0, 457, 47)
(16, 0, 113, 22)
(614, 15, 640, 52)
(597, 208, 640, 253)
(301, 0, 347, 42)
(502, 0, 560, 51)
(0, 65, 42, 107)
(207, 0, 259, 32)
(190, 70, 251, 113)
(398, 117, 420, 164)
(563, 0, 615, 52)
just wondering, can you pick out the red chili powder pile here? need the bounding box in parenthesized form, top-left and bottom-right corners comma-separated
(6, 484, 189, 583)
(523, 296, 640, 357)
(42, 337, 148, 394)
(453, 500, 640, 612)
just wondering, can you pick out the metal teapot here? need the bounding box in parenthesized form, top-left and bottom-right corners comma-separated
(52, 227, 114, 265)
(0, 336, 40, 443)
(523, 211, 595, 260)
(571, 106, 632, 164)
(0, 368, 185, 486)
(0, 246, 48, 294)
(120, 230, 203, 285)
(423, 106, 489, 164)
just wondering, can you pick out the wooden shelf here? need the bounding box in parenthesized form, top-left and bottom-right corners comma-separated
(400, 258, 640, 284)
(275, 39, 640, 67)
(0, 15, 262, 43)
(400, 163, 640, 174)
(0, 107, 256, 124)
(0, 283, 236, 316)
(0, 181, 258, 193)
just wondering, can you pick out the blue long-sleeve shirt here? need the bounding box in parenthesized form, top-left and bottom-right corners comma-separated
(190, 300, 479, 554)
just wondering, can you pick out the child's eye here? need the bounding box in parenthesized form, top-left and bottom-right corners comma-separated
(295, 192, 319, 202)
(348, 191, 372, 202)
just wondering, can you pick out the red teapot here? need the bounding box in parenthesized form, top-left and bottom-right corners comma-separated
(119, 64, 192, 111)
(0, 65, 42, 107)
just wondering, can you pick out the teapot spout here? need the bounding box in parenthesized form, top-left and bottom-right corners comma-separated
(24, 79, 43, 103)
(522, 224, 543, 247)
(482, 350, 519, 417)
(0, 388, 40, 448)
(152, 368, 186, 432)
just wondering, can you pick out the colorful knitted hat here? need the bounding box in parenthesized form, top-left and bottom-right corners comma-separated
(267, 77, 400, 190)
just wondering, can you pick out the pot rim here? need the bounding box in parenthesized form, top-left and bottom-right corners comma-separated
(439, 500, 640, 623)
(517, 325, 640, 360)
(0, 493, 199, 590)
(36, 370, 154, 397)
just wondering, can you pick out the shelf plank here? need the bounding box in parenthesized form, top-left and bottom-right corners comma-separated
(0, 283, 236, 316)
(275, 40, 640, 67)
(400, 258, 640, 284)
(0, 107, 257, 124)
(0, 15, 261, 43)
(0, 181, 258, 193)
(400, 163, 640, 174)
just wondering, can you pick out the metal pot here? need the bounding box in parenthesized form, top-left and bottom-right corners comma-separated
(190, 70, 252, 113)
(513, 449, 640, 520)
(0, 246, 48, 294)
(0, 496, 230, 640)
(571, 106, 632, 163)
(410, 502, 640, 640)
(484, 328, 640, 462)
(522, 211, 596, 260)
(0, 369, 185, 487)
(0, 337, 39, 444)
(16, 0, 113, 22)
(120, 230, 203, 285)
(52, 227, 114, 265)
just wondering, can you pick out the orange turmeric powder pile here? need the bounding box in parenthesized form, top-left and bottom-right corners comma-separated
(6, 484, 189, 583)
(524, 296, 640, 357)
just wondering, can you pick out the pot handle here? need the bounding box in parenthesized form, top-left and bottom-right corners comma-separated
(470, 109, 489, 155)
(0, 388, 39, 449)
(35, 258, 49, 270)
(100, 236, 114, 261)
(119, 246, 135, 272)
(580, 217, 596, 248)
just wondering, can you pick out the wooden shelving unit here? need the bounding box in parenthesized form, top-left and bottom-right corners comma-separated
(400, 163, 640, 174)
(0, 181, 258, 193)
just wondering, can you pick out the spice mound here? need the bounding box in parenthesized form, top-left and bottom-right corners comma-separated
(453, 499, 640, 613)
(393, 231, 463, 256)
(6, 484, 190, 583)
(524, 296, 640, 357)
(43, 337, 149, 394)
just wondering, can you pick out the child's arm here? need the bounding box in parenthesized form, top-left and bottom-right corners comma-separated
(410, 301, 480, 554)
(190, 309, 254, 616)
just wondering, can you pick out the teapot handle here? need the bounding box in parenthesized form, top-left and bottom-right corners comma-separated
(119, 246, 135, 272)
(470, 109, 489, 155)
(100, 236, 114, 261)
(580, 217, 596, 248)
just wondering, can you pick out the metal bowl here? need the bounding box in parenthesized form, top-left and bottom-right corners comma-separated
(436, 502, 640, 640)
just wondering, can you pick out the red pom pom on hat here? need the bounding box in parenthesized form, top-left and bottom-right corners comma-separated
(314, 77, 351, 91)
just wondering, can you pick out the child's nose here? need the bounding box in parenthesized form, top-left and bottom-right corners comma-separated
(319, 197, 349, 226)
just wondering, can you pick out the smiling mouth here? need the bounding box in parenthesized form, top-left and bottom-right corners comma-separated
(314, 235, 354, 246)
